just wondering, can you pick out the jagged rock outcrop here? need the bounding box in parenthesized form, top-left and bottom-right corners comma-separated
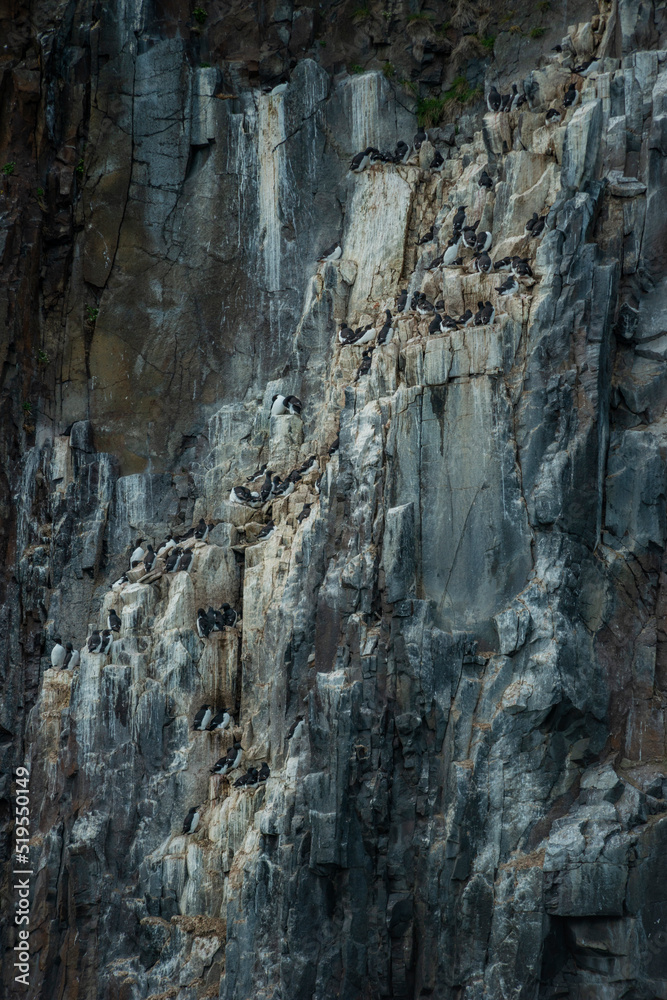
(3, 1, 667, 998)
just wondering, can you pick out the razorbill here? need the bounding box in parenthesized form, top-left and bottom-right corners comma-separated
(317, 242, 342, 262)
(443, 235, 462, 265)
(377, 311, 394, 345)
(355, 350, 374, 381)
(428, 314, 443, 335)
(100, 629, 113, 655)
(192, 704, 213, 731)
(478, 169, 493, 189)
(182, 807, 200, 835)
(157, 537, 176, 557)
(220, 604, 238, 627)
(143, 544, 156, 571)
(257, 520, 276, 541)
(349, 146, 374, 172)
(87, 630, 102, 654)
(396, 289, 408, 312)
(208, 709, 232, 731)
(165, 547, 183, 572)
(108, 610, 121, 633)
(545, 108, 562, 125)
(495, 275, 519, 296)
(297, 503, 312, 523)
(129, 540, 145, 568)
(197, 609, 212, 639)
(452, 206, 467, 232)
(486, 85, 502, 112)
(430, 150, 445, 171)
(258, 762, 270, 783)
(416, 226, 434, 246)
(475, 230, 493, 253)
(394, 140, 411, 163)
(194, 519, 209, 541)
(178, 550, 193, 573)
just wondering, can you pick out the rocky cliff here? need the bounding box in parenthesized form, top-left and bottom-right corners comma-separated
(3, 0, 667, 997)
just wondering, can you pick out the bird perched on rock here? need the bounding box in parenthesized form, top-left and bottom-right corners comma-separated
(143, 544, 156, 571)
(297, 503, 312, 523)
(234, 767, 259, 789)
(220, 603, 238, 627)
(226, 741, 244, 771)
(500, 91, 512, 112)
(112, 573, 128, 592)
(478, 251, 492, 273)
(430, 149, 445, 172)
(178, 550, 193, 573)
(428, 313, 443, 335)
(299, 455, 319, 475)
(274, 471, 301, 498)
(349, 146, 375, 172)
(480, 301, 496, 325)
(426, 253, 444, 271)
(258, 762, 270, 783)
(452, 206, 467, 232)
(338, 324, 356, 345)
(194, 519, 209, 541)
(100, 629, 113, 655)
(573, 58, 600, 77)
(87, 630, 102, 653)
(355, 350, 374, 381)
(197, 609, 212, 638)
(416, 294, 435, 315)
(441, 314, 459, 331)
(257, 520, 276, 541)
(530, 216, 546, 239)
(563, 83, 579, 108)
(473, 301, 485, 326)
(157, 537, 176, 557)
(511, 257, 533, 278)
(462, 222, 480, 248)
(182, 807, 200, 835)
(413, 127, 427, 150)
(486, 85, 502, 112)
(51, 637, 66, 669)
(329, 434, 339, 455)
(230, 486, 257, 506)
(545, 108, 562, 125)
(63, 642, 80, 669)
(394, 140, 411, 163)
(349, 324, 376, 346)
(192, 705, 213, 731)
(108, 610, 121, 633)
(396, 289, 408, 312)
(458, 309, 474, 327)
(494, 256, 512, 271)
(165, 546, 183, 571)
(210, 755, 233, 776)
(129, 540, 145, 568)
(478, 169, 493, 189)
(377, 311, 394, 345)
(206, 606, 226, 631)
(443, 235, 462, 265)
(475, 230, 493, 253)
(271, 393, 302, 416)
(495, 275, 519, 297)
(524, 212, 539, 234)
(208, 709, 233, 731)
(317, 241, 342, 262)
(416, 226, 434, 246)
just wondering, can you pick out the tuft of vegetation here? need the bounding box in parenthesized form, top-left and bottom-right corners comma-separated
(76, 158, 84, 176)
(349, 63, 364, 74)
(382, 61, 395, 78)
(2, 162, 15, 176)
(530, 26, 546, 38)
(481, 35, 495, 51)
(86, 305, 99, 324)
(193, 6, 208, 24)
(37, 350, 49, 365)
(441, 75, 482, 106)
(352, 6, 371, 22)
(509, 24, 522, 34)
(200, 61, 211, 68)
(22, 401, 32, 414)
(37, 187, 45, 197)
(417, 96, 447, 127)
(318, 39, 326, 47)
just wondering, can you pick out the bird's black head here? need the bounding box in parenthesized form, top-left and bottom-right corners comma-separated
(66, 642, 72, 650)
(55, 636, 62, 644)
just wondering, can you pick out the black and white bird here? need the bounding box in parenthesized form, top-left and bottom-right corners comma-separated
(524, 212, 539, 234)
(458, 308, 474, 327)
(192, 704, 213, 731)
(197, 609, 212, 638)
(165, 547, 183, 572)
(108, 610, 121, 633)
(573, 58, 600, 77)
(271, 476, 282, 494)
(428, 313, 443, 335)
(256, 470, 273, 503)
(441, 314, 459, 331)
(208, 709, 233, 731)
(112, 573, 128, 592)
(452, 205, 467, 232)
(220, 604, 238, 627)
(299, 456, 318, 474)
(329, 434, 339, 455)
(430, 149, 445, 172)
(413, 127, 427, 150)
(182, 807, 200, 835)
(475, 230, 493, 253)
(509, 84, 521, 111)
(512, 256, 533, 278)
(355, 350, 374, 381)
(274, 471, 301, 498)
(494, 256, 512, 271)
(143, 544, 156, 571)
(396, 289, 408, 312)
(226, 741, 244, 771)
(230, 486, 256, 506)
(478, 169, 493, 189)
(435, 299, 445, 311)
(210, 755, 233, 776)
(87, 630, 102, 654)
(297, 503, 312, 523)
(194, 519, 209, 541)
(50, 637, 66, 669)
(530, 216, 546, 239)
(129, 540, 145, 568)
(443, 235, 462, 265)
(63, 642, 80, 669)
(478, 251, 492, 274)
(317, 242, 342, 262)
(349, 324, 376, 346)
(426, 253, 444, 271)
(257, 520, 276, 541)
(480, 301, 496, 325)
(349, 146, 375, 172)
(563, 83, 579, 109)
(416, 294, 435, 315)
(416, 226, 434, 246)
(100, 629, 113, 655)
(377, 311, 394, 345)
(394, 140, 411, 164)
(500, 91, 512, 112)
(206, 606, 226, 631)
(271, 393, 301, 416)
(495, 275, 519, 297)
(234, 767, 259, 790)
(178, 550, 193, 573)
(157, 537, 176, 557)
(486, 85, 502, 112)
(338, 324, 356, 344)
(462, 221, 480, 248)
(258, 762, 271, 783)
(545, 108, 562, 125)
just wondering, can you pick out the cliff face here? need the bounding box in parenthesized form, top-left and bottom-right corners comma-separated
(3, 0, 667, 998)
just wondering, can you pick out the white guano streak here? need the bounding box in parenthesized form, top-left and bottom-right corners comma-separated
(258, 91, 286, 293)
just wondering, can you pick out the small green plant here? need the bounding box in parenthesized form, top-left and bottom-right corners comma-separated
(2, 162, 15, 176)
(349, 64, 364, 74)
(76, 158, 84, 176)
(416, 96, 447, 127)
(22, 401, 32, 414)
(318, 39, 326, 47)
(36, 187, 45, 197)
(530, 26, 546, 38)
(440, 75, 481, 107)
(352, 6, 371, 22)
(200, 61, 211, 68)
(86, 305, 99, 324)
(37, 350, 49, 365)
(400, 78, 418, 95)
(481, 35, 495, 51)
(382, 61, 395, 78)
(193, 6, 208, 24)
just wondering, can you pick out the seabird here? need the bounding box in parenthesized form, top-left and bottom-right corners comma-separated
(317, 242, 342, 262)
(270, 475, 283, 494)
(270, 394, 289, 416)
(430, 149, 445, 171)
(486, 85, 502, 112)
(157, 537, 175, 557)
(396, 289, 408, 312)
(274, 471, 301, 497)
(349, 146, 375, 172)
(545, 108, 562, 125)
(377, 310, 394, 345)
(284, 395, 302, 416)
(355, 350, 374, 381)
(328, 434, 339, 455)
(416, 294, 435, 315)
(197, 609, 212, 639)
(352, 324, 377, 346)
(64, 643, 80, 669)
(509, 84, 522, 111)
(473, 301, 485, 326)
(208, 709, 232, 731)
(258, 762, 270, 783)
(192, 704, 213, 731)
(452, 206, 467, 232)
(435, 299, 445, 311)
(475, 230, 493, 253)
(230, 486, 257, 505)
(182, 807, 200, 835)
(443, 235, 462, 265)
(194, 519, 209, 541)
(338, 324, 356, 344)
(220, 603, 238, 627)
(257, 520, 276, 541)
(495, 275, 519, 297)
(233, 767, 259, 790)
(478, 251, 492, 273)
(530, 216, 546, 239)
(410, 293, 419, 311)
(248, 464, 267, 483)
(164, 546, 183, 572)
(62, 641, 73, 669)
(297, 503, 312, 523)
(413, 127, 427, 150)
(574, 58, 600, 77)
(416, 226, 434, 246)
(441, 314, 459, 330)
(227, 741, 244, 770)
(511, 256, 533, 277)
(494, 256, 512, 271)
(129, 540, 145, 568)
(87, 630, 102, 653)
(426, 253, 444, 271)
(100, 629, 113, 655)
(178, 550, 193, 573)
(143, 544, 156, 571)
(50, 638, 66, 669)
(458, 308, 474, 327)
(478, 170, 493, 189)
(525, 212, 539, 234)
(210, 755, 233, 776)
(257, 470, 274, 503)
(394, 140, 411, 164)
(481, 301, 496, 325)
(112, 573, 128, 592)
(462, 222, 480, 248)
(206, 606, 226, 631)
(428, 314, 443, 335)
(108, 610, 121, 633)
(500, 91, 512, 112)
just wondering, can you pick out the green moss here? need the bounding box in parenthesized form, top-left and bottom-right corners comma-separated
(200, 61, 211, 68)
(481, 35, 495, 51)
(440, 75, 482, 107)
(530, 25, 546, 37)
(349, 64, 364, 74)
(37, 350, 49, 365)
(382, 61, 395, 78)
(86, 305, 99, 324)
(193, 6, 208, 24)
(2, 162, 15, 176)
